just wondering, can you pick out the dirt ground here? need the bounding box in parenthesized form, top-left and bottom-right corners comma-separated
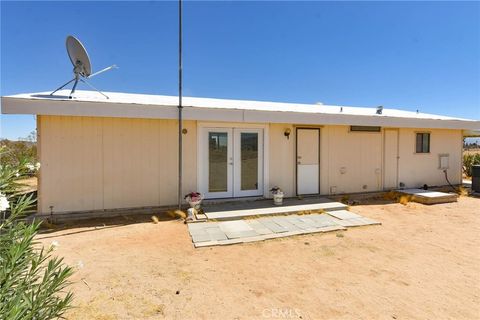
(37, 196, 480, 320)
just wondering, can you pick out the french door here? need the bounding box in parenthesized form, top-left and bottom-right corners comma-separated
(200, 128, 263, 199)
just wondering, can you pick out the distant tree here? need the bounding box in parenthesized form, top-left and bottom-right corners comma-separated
(25, 130, 37, 143)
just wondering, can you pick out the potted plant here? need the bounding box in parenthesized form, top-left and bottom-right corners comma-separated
(270, 187, 284, 205)
(184, 192, 203, 210)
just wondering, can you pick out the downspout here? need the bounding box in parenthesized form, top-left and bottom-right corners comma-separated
(177, 0, 183, 210)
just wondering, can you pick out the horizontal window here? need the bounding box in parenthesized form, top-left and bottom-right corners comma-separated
(416, 132, 430, 153)
(350, 126, 381, 132)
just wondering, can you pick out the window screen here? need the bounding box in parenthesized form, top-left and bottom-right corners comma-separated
(416, 133, 430, 153)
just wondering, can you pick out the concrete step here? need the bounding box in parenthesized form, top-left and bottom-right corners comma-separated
(204, 201, 347, 221)
(396, 189, 458, 205)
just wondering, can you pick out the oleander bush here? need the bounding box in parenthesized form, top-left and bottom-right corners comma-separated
(0, 146, 74, 320)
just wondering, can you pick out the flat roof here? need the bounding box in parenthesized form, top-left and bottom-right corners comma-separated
(2, 90, 479, 130)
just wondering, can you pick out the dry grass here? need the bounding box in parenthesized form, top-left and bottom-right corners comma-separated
(166, 210, 186, 220)
(383, 190, 412, 205)
(14, 177, 38, 194)
(458, 186, 469, 197)
(383, 190, 398, 201)
(398, 194, 413, 205)
(463, 148, 480, 156)
(340, 195, 349, 204)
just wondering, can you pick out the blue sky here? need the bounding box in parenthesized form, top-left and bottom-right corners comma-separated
(1, 1, 479, 140)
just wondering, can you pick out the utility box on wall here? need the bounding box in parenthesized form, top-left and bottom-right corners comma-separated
(438, 154, 450, 170)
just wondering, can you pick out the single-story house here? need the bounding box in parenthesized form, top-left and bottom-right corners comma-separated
(2, 90, 479, 216)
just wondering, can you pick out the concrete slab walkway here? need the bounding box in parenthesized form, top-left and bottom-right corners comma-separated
(187, 210, 380, 248)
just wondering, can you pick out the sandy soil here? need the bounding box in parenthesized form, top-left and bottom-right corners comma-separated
(37, 196, 480, 320)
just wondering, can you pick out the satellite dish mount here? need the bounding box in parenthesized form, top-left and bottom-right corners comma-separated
(50, 35, 117, 99)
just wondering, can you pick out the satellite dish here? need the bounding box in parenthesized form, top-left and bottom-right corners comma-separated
(50, 35, 117, 99)
(66, 36, 92, 77)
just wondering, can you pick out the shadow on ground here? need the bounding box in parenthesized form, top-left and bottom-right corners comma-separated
(36, 211, 177, 239)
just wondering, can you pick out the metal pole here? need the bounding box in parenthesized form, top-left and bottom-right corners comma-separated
(178, 0, 183, 210)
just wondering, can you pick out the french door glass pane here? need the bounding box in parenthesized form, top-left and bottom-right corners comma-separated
(208, 132, 228, 192)
(240, 132, 258, 191)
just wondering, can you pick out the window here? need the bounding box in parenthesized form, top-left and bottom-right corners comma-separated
(350, 126, 381, 132)
(416, 133, 430, 153)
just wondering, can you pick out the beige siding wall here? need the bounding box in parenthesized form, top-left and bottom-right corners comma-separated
(397, 128, 462, 188)
(267, 125, 462, 196)
(38, 116, 196, 214)
(38, 116, 463, 214)
(268, 124, 295, 197)
(268, 124, 383, 196)
(322, 126, 383, 194)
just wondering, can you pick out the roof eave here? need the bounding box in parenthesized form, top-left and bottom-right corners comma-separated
(2, 96, 479, 130)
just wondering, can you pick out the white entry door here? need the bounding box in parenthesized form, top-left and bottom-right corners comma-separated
(384, 129, 399, 190)
(201, 128, 263, 199)
(297, 128, 320, 195)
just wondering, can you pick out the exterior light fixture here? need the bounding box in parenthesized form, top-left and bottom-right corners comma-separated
(284, 128, 291, 139)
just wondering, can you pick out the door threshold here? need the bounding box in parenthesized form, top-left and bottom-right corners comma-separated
(296, 194, 322, 198)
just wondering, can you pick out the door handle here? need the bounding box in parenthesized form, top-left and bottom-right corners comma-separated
(229, 162, 233, 165)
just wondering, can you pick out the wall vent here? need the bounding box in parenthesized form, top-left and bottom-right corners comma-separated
(350, 126, 381, 132)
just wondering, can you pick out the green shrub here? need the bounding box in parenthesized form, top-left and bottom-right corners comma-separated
(0, 147, 74, 320)
(463, 153, 480, 177)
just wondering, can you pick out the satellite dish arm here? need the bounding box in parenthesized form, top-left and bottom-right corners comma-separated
(79, 78, 109, 99)
(50, 78, 77, 96)
(87, 64, 118, 78)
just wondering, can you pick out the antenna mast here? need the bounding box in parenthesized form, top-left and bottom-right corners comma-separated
(177, 0, 183, 210)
